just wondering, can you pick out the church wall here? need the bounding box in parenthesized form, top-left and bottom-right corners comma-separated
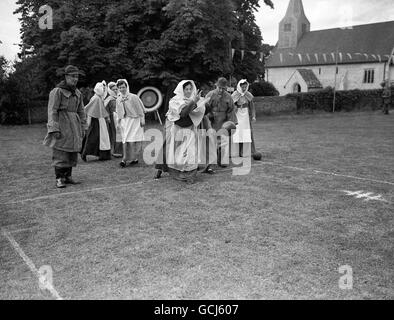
(389, 65, 394, 84)
(266, 62, 388, 96)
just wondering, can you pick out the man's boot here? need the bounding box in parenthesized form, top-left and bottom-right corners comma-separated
(64, 167, 80, 185)
(55, 167, 66, 188)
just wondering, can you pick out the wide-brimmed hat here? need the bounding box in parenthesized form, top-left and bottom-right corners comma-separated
(217, 77, 228, 88)
(64, 65, 85, 76)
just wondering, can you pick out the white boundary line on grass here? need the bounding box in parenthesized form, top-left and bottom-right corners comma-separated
(258, 161, 394, 187)
(1, 228, 63, 300)
(1, 181, 146, 206)
(1, 161, 393, 206)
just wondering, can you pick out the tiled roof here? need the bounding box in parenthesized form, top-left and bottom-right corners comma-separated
(297, 69, 322, 88)
(266, 21, 394, 68)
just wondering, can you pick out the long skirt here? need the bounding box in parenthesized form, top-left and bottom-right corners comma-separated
(155, 121, 198, 182)
(120, 117, 144, 143)
(233, 108, 252, 143)
(112, 112, 124, 156)
(81, 118, 111, 160)
(120, 117, 144, 161)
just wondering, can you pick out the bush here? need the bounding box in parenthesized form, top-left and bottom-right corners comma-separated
(286, 87, 394, 113)
(249, 80, 279, 97)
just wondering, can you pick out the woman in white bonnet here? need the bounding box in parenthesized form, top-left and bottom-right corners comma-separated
(154, 80, 208, 184)
(104, 82, 123, 157)
(81, 81, 112, 161)
(231, 79, 260, 159)
(116, 79, 146, 167)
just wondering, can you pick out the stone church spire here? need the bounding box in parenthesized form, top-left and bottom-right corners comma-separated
(278, 0, 310, 49)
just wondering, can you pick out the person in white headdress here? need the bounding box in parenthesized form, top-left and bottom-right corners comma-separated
(154, 80, 209, 183)
(104, 82, 123, 157)
(231, 79, 259, 158)
(116, 79, 146, 167)
(81, 81, 112, 161)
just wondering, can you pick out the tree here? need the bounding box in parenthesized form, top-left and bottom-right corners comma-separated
(0, 56, 8, 80)
(231, 0, 274, 83)
(14, 0, 275, 91)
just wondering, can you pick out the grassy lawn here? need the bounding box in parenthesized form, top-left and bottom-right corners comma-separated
(0, 111, 393, 300)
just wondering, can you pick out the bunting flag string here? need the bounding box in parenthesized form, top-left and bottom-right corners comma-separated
(230, 48, 268, 62)
(230, 47, 393, 64)
(267, 51, 393, 64)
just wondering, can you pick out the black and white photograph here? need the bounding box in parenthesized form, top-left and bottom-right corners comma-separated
(0, 0, 393, 305)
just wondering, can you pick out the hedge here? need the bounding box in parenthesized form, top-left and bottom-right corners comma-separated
(286, 87, 394, 113)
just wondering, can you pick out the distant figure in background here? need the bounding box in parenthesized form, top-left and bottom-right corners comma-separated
(80, 86, 94, 106)
(81, 81, 112, 162)
(104, 82, 123, 157)
(381, 81, 391, 115)
(43, 65, 87, 189)
(116, 79, 146, 167)
(204, 77, 237, 169)
(231, 79, 260, 159)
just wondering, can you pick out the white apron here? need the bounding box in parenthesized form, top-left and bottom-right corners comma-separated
(98, 118, 111, 150)
(120, 117, 144, 143)
(166, 123, 199, 172)
(233, 108, 252, 143)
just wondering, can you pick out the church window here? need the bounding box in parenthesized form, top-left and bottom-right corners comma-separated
(319, 68, 321, 75)
(363, 69, 375, 83)
(284, 24, 292, 32)
(302, 23, 307, 33)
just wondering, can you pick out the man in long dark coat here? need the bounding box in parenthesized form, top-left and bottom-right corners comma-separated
(43, 65, 87, 188)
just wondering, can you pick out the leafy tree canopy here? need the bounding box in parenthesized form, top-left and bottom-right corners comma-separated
(13, 0, 274, 91)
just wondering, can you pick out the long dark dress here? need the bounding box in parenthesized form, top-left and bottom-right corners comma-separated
(81, 118, 112, 160)
(105, 99, 123, 155)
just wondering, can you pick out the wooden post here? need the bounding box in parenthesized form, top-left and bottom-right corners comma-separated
(332, 47, 339, 113)
(28, 107, 31, 125)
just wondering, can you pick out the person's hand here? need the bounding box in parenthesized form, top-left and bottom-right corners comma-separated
(193, 90, 202, 104)
(50, 132, 61, 139)
(252, 117, 257, 123)
(141, 120, 145, 127)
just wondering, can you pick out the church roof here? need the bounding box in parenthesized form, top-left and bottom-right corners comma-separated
(266, 21, 394, 68)
(296, 69, 322, 88)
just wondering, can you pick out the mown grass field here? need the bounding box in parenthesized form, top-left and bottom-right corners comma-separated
(0, 111, 393, 300)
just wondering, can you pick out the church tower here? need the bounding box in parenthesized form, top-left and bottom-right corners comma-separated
(278, 0, 310, 49)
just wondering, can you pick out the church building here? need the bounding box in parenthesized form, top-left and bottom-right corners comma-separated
(265, 0, 394, 96)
